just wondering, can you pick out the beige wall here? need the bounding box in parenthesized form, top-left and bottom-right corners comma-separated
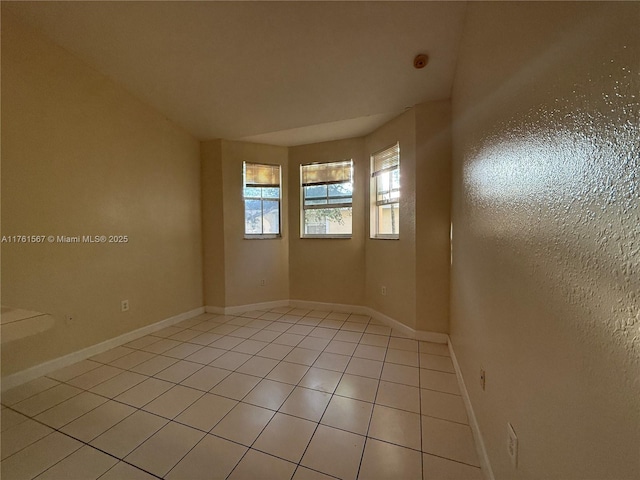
(365, 111, 417, 328)
(289, 138, 366, 305)
(1, 13, 203, 375)
(415, 101, 451, 333)
(450, 2, 639, 479)
(202, 139, 290, 308)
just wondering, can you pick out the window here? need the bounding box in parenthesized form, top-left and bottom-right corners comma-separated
(301, 160, 353, 237)
(243, 162, 281, 237)
(371, 143, 400, 238)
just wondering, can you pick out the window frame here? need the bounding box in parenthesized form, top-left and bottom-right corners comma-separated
(300, 159, 354, 239)
(243, 161, 282, 239)
(370, 143, 400, 240)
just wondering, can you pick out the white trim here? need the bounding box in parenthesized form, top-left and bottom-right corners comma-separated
(205, 300, 289, 316)
(415, 330, 450, 344)
(448, 339, 495, 480)
(289, 299, 370, 315)
(1, 307, 205, 392)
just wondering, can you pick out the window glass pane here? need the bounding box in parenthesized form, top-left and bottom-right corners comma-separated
(244, 187, 262, 198)
(377, 203, 399, 235)
(303, 207, 352, 235)
(262, 200, 280, 234)
(304, 185, 327, 199)
(328, 182, 353, 200)
(245, 199, 263, 234)
(262, 187, 280, 199)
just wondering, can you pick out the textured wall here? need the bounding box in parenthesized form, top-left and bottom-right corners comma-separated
(1, 13, 203, 375)
(451, 2, 639, 479)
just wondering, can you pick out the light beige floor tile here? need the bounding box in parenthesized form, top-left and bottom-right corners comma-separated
(266, 361, 309, 385)
(210, 372, 261, 400)
(250, 329, 281, 342)
(35, 444, 117, 480)
(175, 393, 237, 431)
(227, 449, 296, 480)
(152, 326, 185, 338)
(91, 410, 168, 457)
(421, 415, 479, 466)
(163, 342, 204, 359)
(125, 421, 205, 477)
(359, 333, 389, 347)
(109, 350, 156, 370)
(421, 389, 468, 424)
(368, 405, 421, 450)
(13, 384, 82, 417)
(67, 365, 124, 390)
(332, 330, 363, 343)
(114, 378, 173, 408)
(377, 381, 421, 413)
(289, 309, 310, 316)
(181, 365, 230, 391)
(233, 339, 269, 355)
(274, 333, 306, 347)
(142, 385, 203, 419)
(243, 379, 295, 410)
(419, 341, 450, 357)
(420, 353, 455, 373)
(1, 408, 30, 432)
(166, 434, 246, 479)
(358, 438, 422, 480)
(385, 348, 419, 367)
(258, 312, 282, 321)
(279, 387, 331, 422)
(1, 419, 54, 460)
(89, 346, 134, 364)
(321, 395, 372, 436)
(309, 327, 337, 340)
(210, 325, 240, 338)
(236, 356, 279, 378)
(0, 432, 82, 480)
(388, 337, 419, 352)
(175, 317, 207, 328)
(61, 400, 135, 442)
(266, 321, 294, 331)
(298, 337, 331, 351)
(154, 360, 203, 383)
(211, 403, 275, 446)
(123, 336, 161, 350)
(317, 319, 344, 329)
(298, 367, 342, 393)
(301, 425, 365, 480)
(46, 360, 102, 382)
(189, 332, 223, 346)
(254, 413, 316, 462)
(1, 377, 60, 406)
(284, 347, 322, 366)
(420, 369, 460, 395)
(96, 461, 157, 480)
(422, 453, 483, 479)
(185, 346, 226, 364)
(325, 340, 357, 356)
(354, 344, 387, 361)
(292, 466, 336, 480)
(89, 371, 147, 398)
(347, 314, 370, 324)
(313, 352, 350, 372)
(256, 343, 294, 360)
(169, 329, 202, 342)
(270, 306, 293, 314)
(142, 338, 183, 354)
(345, 357, 383, 379)
(190, 321, 219, 332)
(341, 322, 367, 333)
(381, 363, 420, 387)
(230, 327, 261, 339)
(228, 317, 253, 326)
(286, 325, 314, 336)
(365, 325, 392, 336)
(326, 312, 349, 321)
(130, 355, 178, 376)
(35, 391, 107, 429)
(335, 374, 379, 403)
(308, 310, 331, 319)
(210, 351, 252, 370)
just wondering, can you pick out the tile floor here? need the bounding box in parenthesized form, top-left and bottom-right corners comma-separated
(1, 307, 483, 480)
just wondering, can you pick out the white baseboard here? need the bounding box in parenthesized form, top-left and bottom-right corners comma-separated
(448, 339, 495, 480)
(205, 300, 289, 316)
(1, 306, 205, 392)
(288, 299, 371, 316)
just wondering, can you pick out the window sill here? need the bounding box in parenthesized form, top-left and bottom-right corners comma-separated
(370, 235, 399, 240)
(301, 235, 352, 239)
(244, 234, 281, 240)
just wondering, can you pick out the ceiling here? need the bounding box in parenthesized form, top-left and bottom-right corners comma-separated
(4, 1, 468, 146)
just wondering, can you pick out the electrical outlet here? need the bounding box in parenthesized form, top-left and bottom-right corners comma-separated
(381, 286, 387, 296)
(507, 422, 518, 468)
(121, 300, 129, 312)
(480, 368, 486, 390)
(260, 279, 266, 287)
